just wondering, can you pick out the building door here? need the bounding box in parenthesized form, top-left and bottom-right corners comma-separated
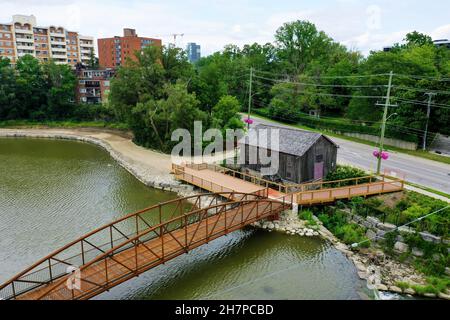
(314, 154, 324, 180)
(286, 156, 295, 181)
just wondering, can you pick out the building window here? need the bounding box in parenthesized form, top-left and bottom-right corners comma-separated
(316, 155, 324, 163)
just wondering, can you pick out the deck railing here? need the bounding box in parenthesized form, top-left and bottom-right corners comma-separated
(294, 177, 404, 205)
(181, 163, 297, 194)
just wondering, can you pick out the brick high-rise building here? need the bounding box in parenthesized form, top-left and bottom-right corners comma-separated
(0, 14, 94, 67)
(98, 28, 162, 68)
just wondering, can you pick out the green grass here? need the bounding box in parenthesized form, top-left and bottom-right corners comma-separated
(404, 181, 450, 200)
(0, 119, 129, 131)
(250, 113, 450, 165)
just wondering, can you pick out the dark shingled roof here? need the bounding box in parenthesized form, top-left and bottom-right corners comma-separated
(239, 124, 338, 157)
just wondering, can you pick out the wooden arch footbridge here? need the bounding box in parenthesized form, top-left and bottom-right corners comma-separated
(0, 163, 404, 300)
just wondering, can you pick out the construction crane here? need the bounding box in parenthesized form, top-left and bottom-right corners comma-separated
(171, 33, 185, 47)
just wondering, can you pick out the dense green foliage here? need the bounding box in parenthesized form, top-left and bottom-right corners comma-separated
(317, 209, 370, 248)
(324, 165, 371, 187)
(108, 46, 244, 152)
(360, 192, 450, 237)
(0, 55, 112, 121)
(192, 20, 450, 144)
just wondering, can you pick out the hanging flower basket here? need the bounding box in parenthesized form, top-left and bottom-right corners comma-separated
(244, 118, 254, 125)
(373, 150, 389, 160)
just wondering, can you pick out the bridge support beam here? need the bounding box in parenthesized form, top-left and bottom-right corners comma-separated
(292, 203, 299, 216)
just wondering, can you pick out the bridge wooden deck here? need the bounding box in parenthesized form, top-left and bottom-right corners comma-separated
(173, 163, 405, 205)
(0, 193, 288, 300)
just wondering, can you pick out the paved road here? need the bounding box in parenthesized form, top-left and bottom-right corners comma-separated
(247, 115, 450, 194)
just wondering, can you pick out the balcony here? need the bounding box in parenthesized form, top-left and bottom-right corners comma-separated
(15, 37, 34, 43)
(51, 39, 66, 46)
(14, 28, 33, 34)
(17, 44, 35, 50)
(51, 52, 67, 59)
(49, 32, 65, 38)
(51, 46, 67, 53)
(17, 51, 35, 57)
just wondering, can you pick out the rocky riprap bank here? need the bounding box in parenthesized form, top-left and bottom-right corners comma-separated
(252, 208, 450, 300)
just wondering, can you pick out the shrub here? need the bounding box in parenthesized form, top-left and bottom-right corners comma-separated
(299, 210, 318, 227)
(395, 281, 410, 291)
(325, 165, 371, 187)
(335, 224, 370, 248)
(382, 230, 399, 254)
(299, 210, 314, 221)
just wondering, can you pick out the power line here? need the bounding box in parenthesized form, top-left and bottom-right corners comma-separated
(352, 206, 450, 248)
(395, 98, 450, 109)
(250, 99, 434, 137)
(392, 85, 450, 95)
(252, 80, 384, 99)
(253, 69, 391, 80)
(393, 73, 450, 82)
(253, 74, 388, 89)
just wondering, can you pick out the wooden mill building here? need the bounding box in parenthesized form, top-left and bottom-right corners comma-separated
(239, 124, 338, 183)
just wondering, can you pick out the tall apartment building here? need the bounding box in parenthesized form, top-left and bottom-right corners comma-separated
(0, 14, 94, 67)
(98, 28, 162, 68)
(186, 42, 201, 63)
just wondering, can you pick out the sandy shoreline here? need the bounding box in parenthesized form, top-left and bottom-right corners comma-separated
(0, 128, 196, 195)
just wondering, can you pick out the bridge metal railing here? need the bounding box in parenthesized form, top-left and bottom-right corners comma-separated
(0, 192, 273, 300)
(6, 195, 289, 300)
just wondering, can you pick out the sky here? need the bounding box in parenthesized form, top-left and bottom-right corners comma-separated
(1, 0, 449, 56)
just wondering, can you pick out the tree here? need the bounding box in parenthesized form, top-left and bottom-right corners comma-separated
(404, 31, 433, 47)
(161, 46, 194, 84)
(42, 61, 77, 119)
(131, 82, 206, 152)
(275, 20, 334, 74)
(109, 45, 165, 122)
(88, 50, 99, 69)
(211, 95, 244, 131)
(0, 57, 17, 119)
(268, 82, 303, 122)
(15, 55, 47, 119)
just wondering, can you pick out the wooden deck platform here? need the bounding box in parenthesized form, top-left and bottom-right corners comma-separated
(173, 163, 405, 205)
(173, 164, 268, 197)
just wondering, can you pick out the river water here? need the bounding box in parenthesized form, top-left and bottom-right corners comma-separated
(0, 138, 369, 300)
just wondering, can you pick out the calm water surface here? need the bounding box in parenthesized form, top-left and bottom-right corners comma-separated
(0, 138, 367, 300)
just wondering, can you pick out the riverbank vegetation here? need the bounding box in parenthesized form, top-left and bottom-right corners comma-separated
(302, 165, 450, 297)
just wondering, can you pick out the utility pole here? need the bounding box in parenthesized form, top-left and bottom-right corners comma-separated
(247, 67, 253, 129)
(376, 71, 396, 175)
(423, 92, 437, 151)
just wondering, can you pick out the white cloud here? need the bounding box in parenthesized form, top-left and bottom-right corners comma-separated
(0, 0, 449, 57)
(431, 24, 450, 40)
